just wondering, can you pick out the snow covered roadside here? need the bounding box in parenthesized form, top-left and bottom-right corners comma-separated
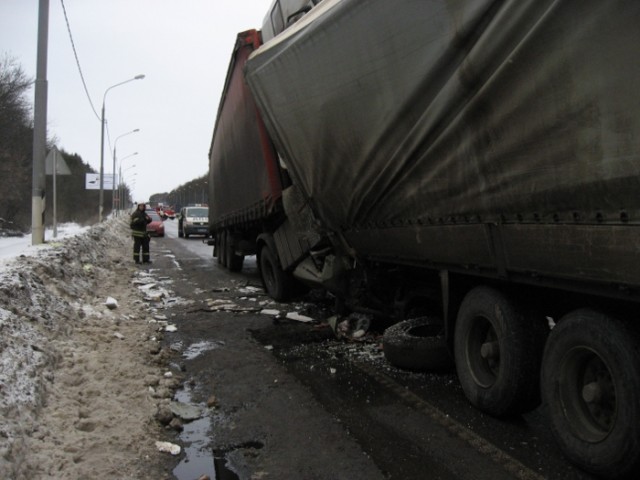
(0, 218, 179, 479)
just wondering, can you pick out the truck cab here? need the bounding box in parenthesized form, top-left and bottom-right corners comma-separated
(261, 0, 323, 42)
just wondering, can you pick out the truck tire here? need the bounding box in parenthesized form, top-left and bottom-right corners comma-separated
(225, 230, 244, 272)
(541, 309, 640, 478)
(259, 244, 295, 302)
(215, 232, 222, 264)
(454, 286, 547, 417)
(383, 317, 453, 371)
(219, 231, 228, 267)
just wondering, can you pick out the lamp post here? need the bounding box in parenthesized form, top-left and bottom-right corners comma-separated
(112, 128, 139, 213)
(124, 176, 137, 212)
(99, 74, 144, 222)
(118, 156, 137, 215)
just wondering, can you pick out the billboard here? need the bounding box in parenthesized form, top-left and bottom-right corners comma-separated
(86, 173, 117, 190)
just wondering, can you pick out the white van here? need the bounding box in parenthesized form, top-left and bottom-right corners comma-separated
(178, 205, 209, 238)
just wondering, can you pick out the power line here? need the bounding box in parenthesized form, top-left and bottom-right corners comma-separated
(59, 0, 100, 121)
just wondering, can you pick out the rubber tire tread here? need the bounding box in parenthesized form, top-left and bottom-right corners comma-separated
(226, 230, 244, 272)
(541, 310, 640, 478)
(454, 286, 548, 417)
(383, 317, 453, 371)
(259, 245, 295, 302)
(215, 232, 222, 264)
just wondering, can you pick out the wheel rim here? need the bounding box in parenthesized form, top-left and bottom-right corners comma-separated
(465, 316, 500, 388)
(559, 346, 616, 442)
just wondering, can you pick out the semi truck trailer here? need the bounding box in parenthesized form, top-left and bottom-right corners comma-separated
(209, 0, 640, 477)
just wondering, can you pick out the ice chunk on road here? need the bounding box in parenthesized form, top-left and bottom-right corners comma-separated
(286, 312, 313, 323)
(155, 441, 181, 455)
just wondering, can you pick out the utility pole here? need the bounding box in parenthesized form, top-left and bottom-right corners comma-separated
(31, 0, 49, 245)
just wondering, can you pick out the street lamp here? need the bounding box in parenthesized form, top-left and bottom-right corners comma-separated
(112, 128, 139, 211)
(124, 176, 137, 212)
(114, 152, 138, 215)
(99, 74, 145, 222)
(117, 151, 138, 215)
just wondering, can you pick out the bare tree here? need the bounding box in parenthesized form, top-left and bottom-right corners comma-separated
(0, 55, 33, 231)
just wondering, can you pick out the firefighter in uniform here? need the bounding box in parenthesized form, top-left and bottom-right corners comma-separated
(130, 202, 152, 263)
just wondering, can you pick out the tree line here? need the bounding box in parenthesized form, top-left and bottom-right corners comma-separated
(0, 55, 131, 234)
(1, 54, 207, 234)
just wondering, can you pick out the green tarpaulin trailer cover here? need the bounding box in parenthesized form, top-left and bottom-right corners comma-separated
(245, 0, 640, 294)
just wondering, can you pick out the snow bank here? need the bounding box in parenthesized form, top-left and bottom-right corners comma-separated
(0, 218, 129, 473)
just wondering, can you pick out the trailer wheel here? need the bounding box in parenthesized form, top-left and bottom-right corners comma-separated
(541, 309, 640, 478)
(219, 231, 228, 267)
(383, 317, 453, 371)
(259, 244, 295, 302)
(454, 286, 547, 417)
(215, 232, 222, 264)
(225, 230, 244, 272)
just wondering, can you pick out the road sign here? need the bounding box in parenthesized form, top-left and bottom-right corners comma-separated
(86, 173, 116, 189)
(45, 147, 71, 175)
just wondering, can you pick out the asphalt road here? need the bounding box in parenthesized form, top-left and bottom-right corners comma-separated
(149, 220, 597, 480)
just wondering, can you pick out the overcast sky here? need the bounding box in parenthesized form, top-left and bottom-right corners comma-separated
(0, 0, 274, 202)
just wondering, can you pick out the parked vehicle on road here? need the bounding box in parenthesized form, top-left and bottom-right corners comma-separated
(178, 205, 209, 238)
(163, 207, 176, 220)
(145, 210, 165, 237)
(208, 1, 640, 477)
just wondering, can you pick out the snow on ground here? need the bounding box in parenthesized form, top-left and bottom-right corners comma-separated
(0, 223, 89, 262)
(0, 218, 178, 478)
(0, 222, 93, 414)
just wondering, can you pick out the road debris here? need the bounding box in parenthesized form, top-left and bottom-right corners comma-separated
(105, 296, 119, 309)
(155, 441, 181, 456)
(286, 312, 314, 323)
(170, 401, 204, 421)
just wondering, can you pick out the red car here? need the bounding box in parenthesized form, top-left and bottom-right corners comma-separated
(163, 207, 176, 219)
(145, 210, 165, 237)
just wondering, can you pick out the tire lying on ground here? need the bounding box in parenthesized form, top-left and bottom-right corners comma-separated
(383, 317, 453, 371)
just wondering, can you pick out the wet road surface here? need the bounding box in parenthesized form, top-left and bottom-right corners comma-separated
(148, 220, 596, 480)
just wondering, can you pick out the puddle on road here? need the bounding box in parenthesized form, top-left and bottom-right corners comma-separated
(172, 378, 241, 480)
(182, 340, 223, 360)
(172, 413, 242, 480)
(172, 416, 216, 479)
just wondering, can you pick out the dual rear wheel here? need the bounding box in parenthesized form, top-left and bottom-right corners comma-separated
(216, 230, 243, 272)
(453, 286, 640, 477)
(541, 309, 640, 478)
